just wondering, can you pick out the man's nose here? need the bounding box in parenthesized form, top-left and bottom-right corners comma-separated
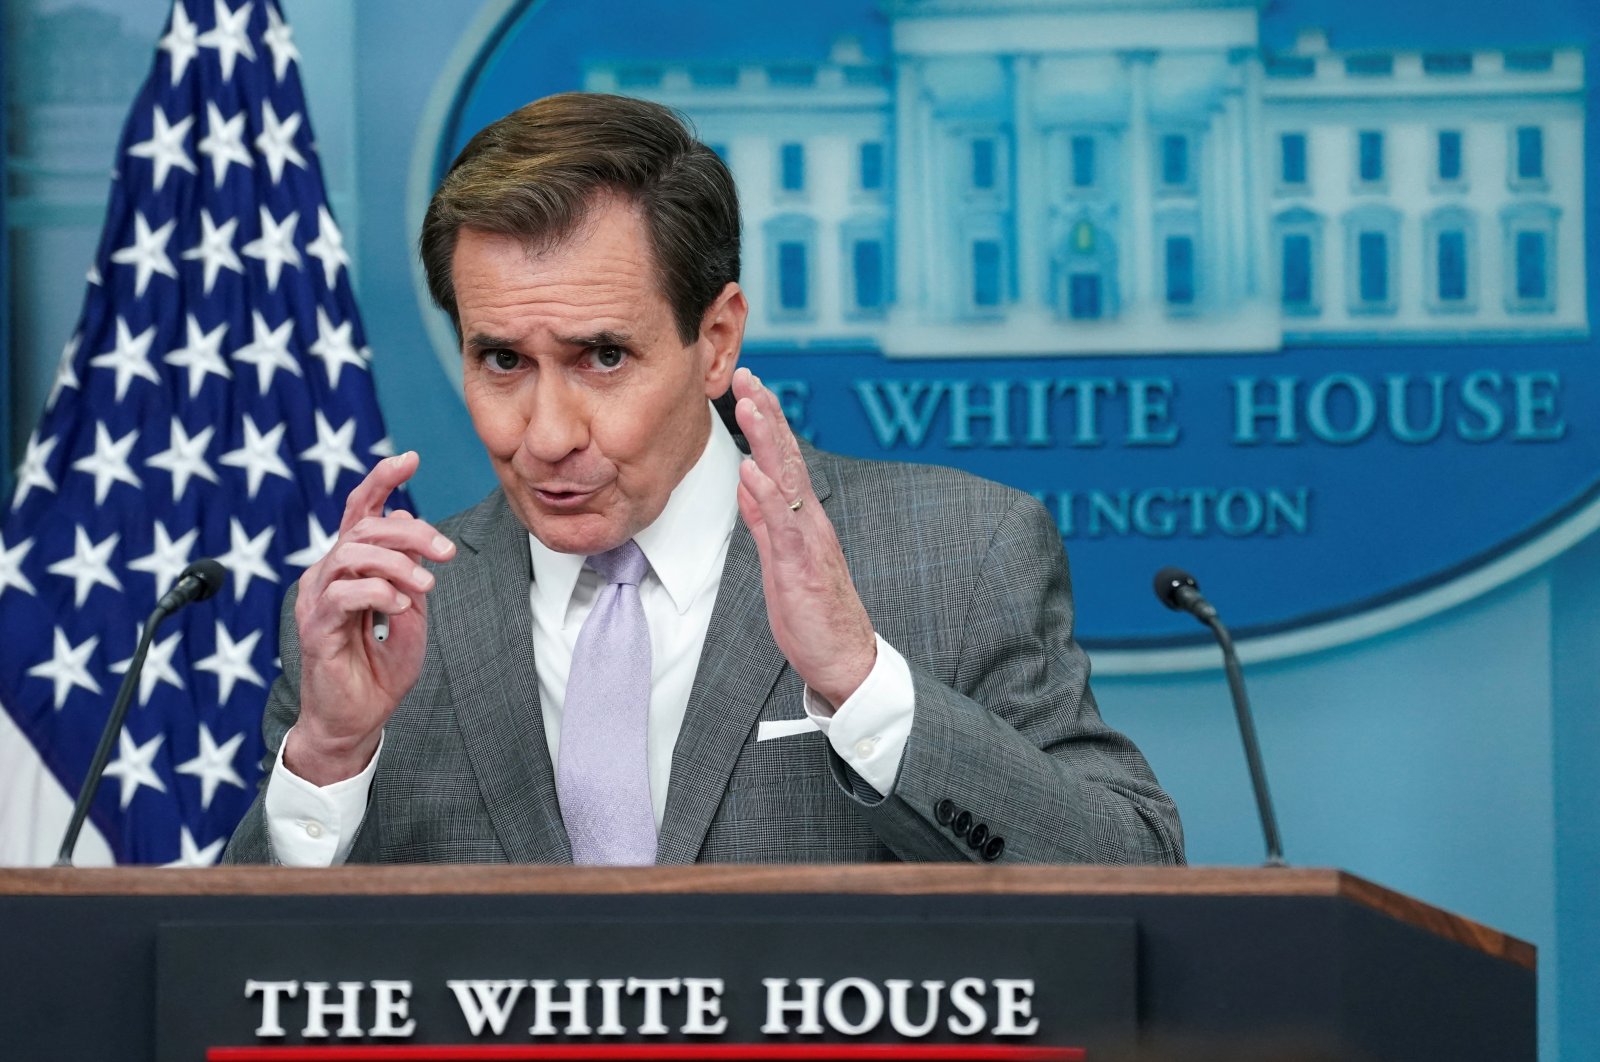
(521, 375, 589, 464)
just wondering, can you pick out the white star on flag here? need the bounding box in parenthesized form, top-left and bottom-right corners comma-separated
(216, 517, 279, 599)
(0, 534, 38, 599)
(127, 521, 199, 598)
(110, 212, 180, 297)
(197, 102, 252, 186)
(163, 314, 233, 396)
(309, 307, 367, 388)
(299, 412, 367, 493)
(175, 724, 247, 810)
(47, 335, 81, 411)
(232, 311, 301, 393)
(103, 730, 168, 809)
(146, 418, 221, 500)
(262, 4, 300, 81)
(305, 206, 350, 288)
(46, 527, 123, 608)
(10, 433, 59, 510)
(284, 515, 337, 570)
(158, 3, 201, 86)
(163, 826, 227, 868)
(126, 105, 197, 192)
(220, 415, 293, 499)
(254, 99, 307, 184)
(241, 205, 302, 291)
(196, 0, 257, 81)
(181, 210, 244, 294)
(112, 627, 188, 707)
(71, 422, 143, 505)
(26, 628, 103, 711)
(89, 317, 162, 401)
(194, 620, 266, 702)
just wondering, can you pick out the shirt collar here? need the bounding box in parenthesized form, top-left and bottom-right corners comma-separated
(526, 407, 742, 618)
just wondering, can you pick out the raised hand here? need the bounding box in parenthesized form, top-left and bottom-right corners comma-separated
(732, 368, 877, 710)
(283, 452, 456, 785)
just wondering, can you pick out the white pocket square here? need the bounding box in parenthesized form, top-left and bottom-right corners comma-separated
(757, 718, 818, 742)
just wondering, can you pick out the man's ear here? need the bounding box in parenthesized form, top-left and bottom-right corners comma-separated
(698, 282, 747, 397)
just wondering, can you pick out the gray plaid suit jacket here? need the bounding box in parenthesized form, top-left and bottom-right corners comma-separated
(224, 443, 1184, 865)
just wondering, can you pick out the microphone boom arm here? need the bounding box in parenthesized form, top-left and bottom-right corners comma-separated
(1201, 613, 1286, 867)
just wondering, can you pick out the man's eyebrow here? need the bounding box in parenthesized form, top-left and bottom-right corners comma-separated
(557, 329, 634, 348)
(464, 333, 518, 351)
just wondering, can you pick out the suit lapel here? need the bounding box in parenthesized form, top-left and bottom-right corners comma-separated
(433, 492, 572, 863)
(654, 453, 835, 864)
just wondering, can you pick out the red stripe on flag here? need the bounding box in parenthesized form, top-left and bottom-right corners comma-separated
(206, 1044, 1086, 1061)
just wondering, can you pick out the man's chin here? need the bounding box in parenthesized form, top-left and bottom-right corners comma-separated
(517, 505, 629, 557)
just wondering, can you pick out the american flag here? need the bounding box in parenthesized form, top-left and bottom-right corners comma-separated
(0, 0, 403, 865)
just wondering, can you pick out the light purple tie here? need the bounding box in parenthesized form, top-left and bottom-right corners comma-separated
(556, 539, 657, 865)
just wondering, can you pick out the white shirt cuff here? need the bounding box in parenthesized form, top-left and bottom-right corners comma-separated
(803, 634, 914, 797)
(263, 727, 381, 866)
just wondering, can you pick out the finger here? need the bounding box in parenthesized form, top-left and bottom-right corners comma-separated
(340, 452, 420, 535)
(317, 541, 437, 596)
(736, 480, 772, 554)
(731, 365, 761, 404)
(736, 397, 806, 506)
(738, 376, 813, 505)
(735, 367, 798, 447)
(740, 457, 807, 550)
(300, 572, 412, 639)
(309, 577, 416, 628)
(342, 513, 456, 563)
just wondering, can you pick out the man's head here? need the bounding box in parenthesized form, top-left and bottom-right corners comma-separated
(421, 94, 747, 556)
(420, 92, 741, 345)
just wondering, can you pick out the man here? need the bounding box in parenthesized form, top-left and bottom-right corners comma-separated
(223, 93, 1183, 866)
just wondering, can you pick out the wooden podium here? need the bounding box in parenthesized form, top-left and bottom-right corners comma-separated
(0, 865, 1533, 1061)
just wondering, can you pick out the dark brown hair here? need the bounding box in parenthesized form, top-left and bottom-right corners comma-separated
(419, 92, 741, 344)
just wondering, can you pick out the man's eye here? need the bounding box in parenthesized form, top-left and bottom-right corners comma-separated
(488, 349, 520, 372)
(592, 346, 627, 370)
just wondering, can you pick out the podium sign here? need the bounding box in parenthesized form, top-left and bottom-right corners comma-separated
(156, 918, 1135, 1058)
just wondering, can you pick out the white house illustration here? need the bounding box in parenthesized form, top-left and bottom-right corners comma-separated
(584, 0, 1587, 357)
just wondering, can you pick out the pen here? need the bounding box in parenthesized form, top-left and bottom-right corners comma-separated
(372, 611, 389, 642)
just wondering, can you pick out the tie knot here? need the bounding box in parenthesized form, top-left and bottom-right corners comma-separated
(588, 539, 649, 587)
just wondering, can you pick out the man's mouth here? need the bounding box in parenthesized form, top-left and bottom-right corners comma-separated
(532, 485, 601, 509)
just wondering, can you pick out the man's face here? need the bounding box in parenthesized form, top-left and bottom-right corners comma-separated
(453, 198, 744, 555)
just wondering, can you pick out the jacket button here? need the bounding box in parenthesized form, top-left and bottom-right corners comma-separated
(967, 823, 990, 849)
(982, 835, 1006, 862)
(934, 799, 956, 825)
(952, 810, 973, 836)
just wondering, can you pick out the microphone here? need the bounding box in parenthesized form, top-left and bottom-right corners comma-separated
(156, 558, 227, 613)
(1152, 565, 1216, 621)
(1152, 566, 1286, 868)
(55, 559, 230, 866)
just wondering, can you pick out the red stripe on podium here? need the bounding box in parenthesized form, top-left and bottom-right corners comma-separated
(206, 1045, 1086, 1061)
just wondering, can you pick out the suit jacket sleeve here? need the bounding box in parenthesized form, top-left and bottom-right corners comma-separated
(220, 581, 389, 865)
(825, 485, 1185, 865)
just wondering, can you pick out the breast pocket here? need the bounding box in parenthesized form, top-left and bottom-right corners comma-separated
(727, 724, 832, 790)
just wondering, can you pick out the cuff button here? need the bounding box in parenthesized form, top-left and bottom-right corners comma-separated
(934, 798, 956, 825)
(952, 810, 973, 836)
(967, 823, 990, 849)
(982, 835, 1005, 862)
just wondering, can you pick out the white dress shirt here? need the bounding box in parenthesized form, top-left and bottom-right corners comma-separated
(265, 415, 915, 865)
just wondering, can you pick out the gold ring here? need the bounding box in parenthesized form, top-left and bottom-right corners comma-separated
(788, 497, 804, 512)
